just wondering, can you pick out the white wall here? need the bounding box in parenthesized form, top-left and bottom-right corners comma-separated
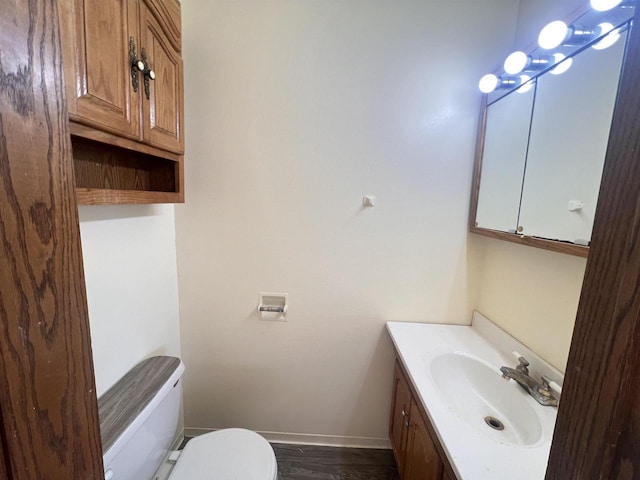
(473, 237, 586, 371)
(176, 0, 518, 445)
(79, 205, 181, 397)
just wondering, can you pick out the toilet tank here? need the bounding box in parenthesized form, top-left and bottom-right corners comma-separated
(99, 356, 185, 480)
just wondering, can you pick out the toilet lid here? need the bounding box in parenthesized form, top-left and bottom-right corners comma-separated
(168, 429, 277, 480)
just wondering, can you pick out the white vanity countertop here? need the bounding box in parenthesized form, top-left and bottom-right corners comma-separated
(387, 313, 561, 480)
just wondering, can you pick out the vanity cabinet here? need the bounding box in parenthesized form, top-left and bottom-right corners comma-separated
(390, 362, 413, 475)
(390, 361, 455, 480)
(59, 0, 184, 204)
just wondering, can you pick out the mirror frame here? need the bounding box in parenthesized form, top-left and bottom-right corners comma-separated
(469, 95, 589, 258)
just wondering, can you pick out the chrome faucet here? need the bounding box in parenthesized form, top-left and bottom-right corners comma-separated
(500, 355, 560, 407)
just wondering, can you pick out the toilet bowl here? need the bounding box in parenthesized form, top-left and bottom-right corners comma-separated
(98, 356, 277, 480)
(169, 428, 277, 480)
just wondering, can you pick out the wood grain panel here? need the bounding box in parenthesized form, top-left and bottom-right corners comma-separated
(391, 361, 457, 480)
(59, 0, 141, 140)
(609, 365, 640, 479)
(152, 39, 178, 134)
(84, 0, 126, 108)
(405, 401, 442, 480)
(98, 356, 180, 452)
(145, 0, 182, 52)
(0, 437, 10, 480)
(69, 121, 181, 161)
(72, 136, 177, 192)
(76, 188, 182, 205)
(141, 0, 184, 154)
(545, 11, 640, 480)
(390, 362, 412, 477)
(441, 470, 455, 480)
(0, 0, 103, 477)
(271, 443, 399, 480)
(470, 226, 589, 258)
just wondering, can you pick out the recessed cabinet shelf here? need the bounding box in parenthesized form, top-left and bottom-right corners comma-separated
(72, 137, 183, 205)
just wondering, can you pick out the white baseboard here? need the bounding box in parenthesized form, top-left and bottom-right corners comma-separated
(184, 427, 391, 449)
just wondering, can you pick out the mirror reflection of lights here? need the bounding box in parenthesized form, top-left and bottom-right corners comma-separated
(478, 74, 499, 94)
(593, 23, 622, 49)
(478, 74, 522, 94)
(516, 76, 534, 94)
(477, 1, 630, 92)
(539, 21, 569, 49)
(504, 51, 528, 74)
(591, 0, 624, 11)
(539, 21, 605, 50)
(550, 54, 573, 75)
(504, 52, 552, 74)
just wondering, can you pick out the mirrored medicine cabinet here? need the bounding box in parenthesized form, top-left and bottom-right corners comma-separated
(470, 6, 635, 257)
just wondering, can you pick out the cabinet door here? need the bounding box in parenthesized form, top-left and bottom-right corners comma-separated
(60, 0, 141, 139)
(390, 362, 412, 475)
(405, 400, 443, 480)
(139, 0, 184, 153)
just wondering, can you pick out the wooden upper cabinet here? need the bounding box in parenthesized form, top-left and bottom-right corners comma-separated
(58, 0, 185, 204)
(61, 0, 183, 153)
(60, 0, 141, 139)
(140, 0, 184, 153)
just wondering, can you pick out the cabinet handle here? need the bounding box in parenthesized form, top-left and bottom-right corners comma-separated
(405, 420, 410, 428)
(401, 409, 407, 417)
(129, 37, 142, 92)
(140, 48, 155, 100)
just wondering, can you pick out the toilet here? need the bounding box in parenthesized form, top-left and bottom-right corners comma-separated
(99, 356, 278, 480)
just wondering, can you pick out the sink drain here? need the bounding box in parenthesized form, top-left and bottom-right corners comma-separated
(484, 416, 505, 431)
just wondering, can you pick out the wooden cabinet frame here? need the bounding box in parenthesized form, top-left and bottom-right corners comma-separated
(545, 7, 640, 479)
(0, 0, 104, 477)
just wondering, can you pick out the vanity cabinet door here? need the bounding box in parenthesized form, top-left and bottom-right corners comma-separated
(405, 400, 443, 480)
(390, 362, 412, 475)
(390, 359, 457, 480)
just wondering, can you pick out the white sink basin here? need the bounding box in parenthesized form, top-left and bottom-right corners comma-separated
(430, 353, 542, 446)
(387, 315, 562, 479)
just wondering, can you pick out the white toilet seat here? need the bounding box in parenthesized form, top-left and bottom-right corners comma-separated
(168, 428, 278, 480)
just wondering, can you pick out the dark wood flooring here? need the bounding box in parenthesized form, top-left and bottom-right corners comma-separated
(272, 443, 400, 480)
(180, 437, 400, 479)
